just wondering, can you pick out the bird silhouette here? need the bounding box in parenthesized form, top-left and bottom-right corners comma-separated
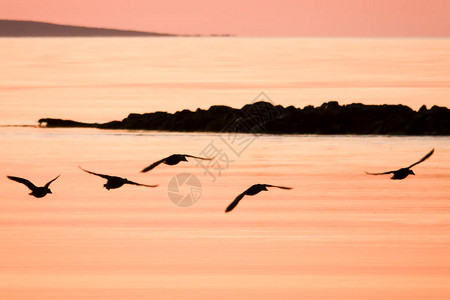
(365, 148, 434, 180)
(225, 184, 292, 213)
(7, 175, 60, 198)
(79, 167, 158, 190)
(141, 154, 214, 172)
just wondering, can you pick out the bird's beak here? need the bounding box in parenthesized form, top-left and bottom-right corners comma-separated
(49, 190, 52, 194)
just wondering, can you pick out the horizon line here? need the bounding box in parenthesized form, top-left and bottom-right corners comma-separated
(2, 19, 449, 38)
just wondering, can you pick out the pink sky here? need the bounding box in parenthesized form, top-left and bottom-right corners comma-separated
(1, 0, 449, 36)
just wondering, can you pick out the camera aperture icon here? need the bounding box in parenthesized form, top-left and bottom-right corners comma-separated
(167, 173, 202, 207)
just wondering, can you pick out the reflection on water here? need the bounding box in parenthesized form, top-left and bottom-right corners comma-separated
(0, 127, 449, 299)
(0, 38, 449, 125)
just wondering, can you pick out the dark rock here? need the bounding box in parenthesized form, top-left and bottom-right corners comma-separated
(38, 101, 450, 135)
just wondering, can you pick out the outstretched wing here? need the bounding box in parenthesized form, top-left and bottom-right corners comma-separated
(79, 166, 114, 180)
(124, 180, 158, 188)
(44, 174, 60, 188)
(225, 192, 246, 213)
(184, 155, 215, 161)
(408, 148, 434, 169)
(141, 158, 166, 172)
(264, 184, 292, 190)
(7, 176, 37, 191)
(365, 171, 395, 175)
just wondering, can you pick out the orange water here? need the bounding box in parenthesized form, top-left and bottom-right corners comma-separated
(0, 38, 449, 125)
(0, 127, 449, 299)
(0, 37, 449, 299)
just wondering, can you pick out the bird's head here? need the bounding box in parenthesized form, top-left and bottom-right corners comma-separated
(262, 185, 269, 191)
(43, 187, 52, 194)
(103, 183, 111, 190)
(409, 170, 415, 175)
(182, 156, 189, 162)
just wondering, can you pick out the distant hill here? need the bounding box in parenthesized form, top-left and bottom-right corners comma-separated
(0, 20, 175, 37)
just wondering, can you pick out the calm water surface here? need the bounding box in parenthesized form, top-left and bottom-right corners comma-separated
(0, 37, 449, 299)
(0, 127, 449, 299)
(0, 38, 449, 125)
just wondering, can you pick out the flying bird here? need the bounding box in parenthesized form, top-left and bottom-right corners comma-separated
(141, 154, 214, 172)
(7, 174, 60, 198)
(365, 148, 434, 180)
(225, 184, 292, 213)
(79, 167, 158, 190)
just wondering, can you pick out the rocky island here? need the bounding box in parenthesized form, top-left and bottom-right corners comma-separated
(39, 101, 450, 135)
